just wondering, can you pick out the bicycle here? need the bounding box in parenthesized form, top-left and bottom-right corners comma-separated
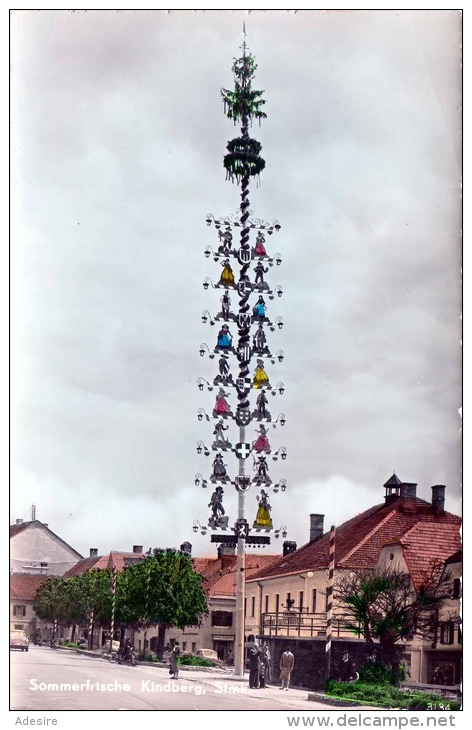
(104, 649, 138, 666)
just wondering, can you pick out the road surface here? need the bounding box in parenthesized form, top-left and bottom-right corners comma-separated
(11, 646, 336, 711)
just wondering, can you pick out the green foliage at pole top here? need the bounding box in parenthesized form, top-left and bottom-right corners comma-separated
(221, 51, 267, 183)
(221, 52, 267, 126)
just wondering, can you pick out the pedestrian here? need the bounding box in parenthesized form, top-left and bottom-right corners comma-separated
(279, 648, 295, 690)
(169, 642, 181, 679)
(246, 635, 261, 689)
(340, 651, 355, 682)
(262, 644, 272, 684)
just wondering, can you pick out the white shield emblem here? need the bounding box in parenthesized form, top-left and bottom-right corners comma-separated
(235, 443, 252, 460)
(238, 313, 251, 329)
(238, 247, 251, 264)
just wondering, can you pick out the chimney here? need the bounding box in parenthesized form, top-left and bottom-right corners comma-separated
(132, 545, 143, 554)
(283, 540, 297, 556)
(89, 548, 98, 557)
(310, 514, 324, 543)
(180, 541, 192, 556)
(431, 485, 446, 514)
(15, 519, 23, 525)
(400, 483, 417, 499)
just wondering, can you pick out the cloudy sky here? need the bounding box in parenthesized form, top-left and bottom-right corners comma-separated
(10, 9, 462, 560)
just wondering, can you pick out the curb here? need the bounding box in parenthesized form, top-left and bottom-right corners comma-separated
(307, 692, 366, 707)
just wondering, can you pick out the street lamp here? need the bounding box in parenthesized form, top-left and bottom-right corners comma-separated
(197, 409, 210, 422)
(201, 310, 215, 325)
(192, 520, 208, 535)
(199, 343, 215, 359)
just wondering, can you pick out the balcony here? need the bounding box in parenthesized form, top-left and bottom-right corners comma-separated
(260, 611, 360, 639)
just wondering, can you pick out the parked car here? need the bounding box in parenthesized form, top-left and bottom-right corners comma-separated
(10, 630, 29, 652)
(197, 648, 218, 661)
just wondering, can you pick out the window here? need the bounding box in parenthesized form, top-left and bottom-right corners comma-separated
(192, 642, 197, 653)
(298, 590, 304, 611)
(182, 642, 187, 652)
(440, 622, 455, 645)
(453, 578, 461, 599)
(244, 597, 247, 617)
(275, 594, 280, 614)
(251, 596, 256, 617)
(312, 589, 317, 613)
(14, 624, 24, 630)
(13, 605, 26, 617)
(211, 611, 233, 627)
(264, 595, 269, 614)
(286, 592, 294, 609)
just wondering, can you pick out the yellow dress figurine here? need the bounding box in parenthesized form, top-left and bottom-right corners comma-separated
(254, 490, 273, 528)
(220, 259, 235, 286)
(253, 359, 269, 388)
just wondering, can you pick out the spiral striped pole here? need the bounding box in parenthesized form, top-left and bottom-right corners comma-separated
(88, 608, 94, 650)
(108, 556, 117, 653)
(325, 525, 336, 684)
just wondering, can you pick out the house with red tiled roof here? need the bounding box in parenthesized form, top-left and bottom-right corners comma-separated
(244, 477, 461, 685)
(10, 518, 83, 641)
(10, 573, 49, 639)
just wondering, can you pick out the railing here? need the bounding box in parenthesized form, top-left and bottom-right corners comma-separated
(260, 611, 360, 638)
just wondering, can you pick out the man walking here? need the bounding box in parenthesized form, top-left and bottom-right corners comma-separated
(279, 648, 295, 691)
(246, 635, 261, 689)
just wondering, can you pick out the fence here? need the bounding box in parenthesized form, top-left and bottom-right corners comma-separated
(260, 611, 360, 639)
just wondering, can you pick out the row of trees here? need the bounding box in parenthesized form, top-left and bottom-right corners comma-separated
(33, 549, 208, 657)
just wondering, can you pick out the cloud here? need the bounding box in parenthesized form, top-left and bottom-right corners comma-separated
(11, 10, 461, 556)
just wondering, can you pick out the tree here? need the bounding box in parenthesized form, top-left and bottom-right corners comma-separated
(116, 549, 208, 657)
(33, 577, 77, 636)
(335, 560, 453, 682)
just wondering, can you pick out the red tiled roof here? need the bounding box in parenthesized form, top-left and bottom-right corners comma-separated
(397, 522, 462, 589)
(10, 574, 49, 601)
(247, 497, 461, 582)
(64, 551, 145, 577)
(205, 554, 280, 597)
(10, 522, 31, 537)
(65, 550, 279, 598)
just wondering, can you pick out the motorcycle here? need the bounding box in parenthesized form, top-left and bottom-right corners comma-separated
(106, 647, 138, 666)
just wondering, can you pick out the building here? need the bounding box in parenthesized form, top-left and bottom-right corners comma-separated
(10, 517, 83, 639)
(244, 477, 461, 686)
(10, 519, 83, 576)
(64, 543, 280, 658)
(10, 574, 50, 639)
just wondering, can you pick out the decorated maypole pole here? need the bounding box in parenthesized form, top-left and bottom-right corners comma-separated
(194, 30, 288, 678)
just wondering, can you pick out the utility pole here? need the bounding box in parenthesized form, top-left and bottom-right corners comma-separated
(195, 33, 287, 678)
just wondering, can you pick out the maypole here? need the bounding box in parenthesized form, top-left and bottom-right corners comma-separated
(195, 30, 288, 678)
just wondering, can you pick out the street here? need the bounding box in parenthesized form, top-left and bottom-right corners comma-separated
(11, 646, 333, 711)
